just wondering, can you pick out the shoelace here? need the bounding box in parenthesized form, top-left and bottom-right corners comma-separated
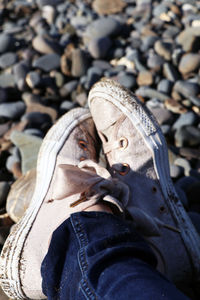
(51, 159, 180, 237)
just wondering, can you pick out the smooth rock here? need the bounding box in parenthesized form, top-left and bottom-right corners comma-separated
(176, 27, 200, 52)
(0, 182, 10, 207)
(88, 37, 112, 59)
(84, 17, 122, 42)
(147, 52, 165, 71)
(117, 72, 137, 89)
(178, 53, 200, 75)
(170, 164, 184, 179)
(0, 34, 15, 54)
(154, 40, 172, 61)
(0, 52, 18, 69)
(0, 74, 15, 88)
(71, 49, 90, 77)
(163, 63, 180, 82)
(10, 131, 42, 175)
(146, 99, 174, 125)
(26, 72, 41, 89)
(42, 5, 56, 25)
(157, 79, 173, 94)
(175, 126, 200, 147)
(92, 0, 126, 15)
(36, 0, 63, 8)
(13, 61, 30, 91)
(21, 112, 52, 129)
(23, 128, 44, 138)
(33, 53, 60, 72)
(25, 102, 57, 121)
(60, 100, 76, 112)
(172, 112, 198, 131)
(6, 168, 36, 222)
(32, 35, 61, 54)
(174, 80, 200, 98)
(60, 80, 78, 97)
(136, 87, 169, 101)
(0, 102, 26, 120)
(137, 70, 153, 86)
(174, 158, 191, 176)
(164, 98, 187, 114)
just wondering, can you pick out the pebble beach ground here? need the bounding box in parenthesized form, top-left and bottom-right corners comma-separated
(0, 0, 200, 299)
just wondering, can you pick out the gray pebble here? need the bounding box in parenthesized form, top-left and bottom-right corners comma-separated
(32, 35, 61, 55)
(6, 154, 20, 173)
(163, 63, 180, 82)
(147, 51, 164, 70)
(71, 49, 90, 77)
(174, 158, 191, 176)
(36, 0, 63, 8)
(84, 17, 122, 41)
(60, 80, 78, 97)
(0, 52, 18, 69)
(136, 87, 169, 101)
(13, 61, 30, 91)
(175, 126, 200, 147)
(0, 102, 26, 120)
(23, 128, 44, 138)
(157, 79, 173, 95)
(26, 72, 41, 89)
(88, 37, 112, 59)
(22, 112, 52, 129)
(33, 53, 60, 72)
(0, 34, 15, 54)
(117, 72, 137, 89)
(147, 100, 173, 125)
(60, 100, 76, 111)
(174, 80, 200, 98)
(0, 73, 15, 88)
(178, 53, 200, 75)
(141, 36, 158, 52)
(172, 112, 198, 131)
(170, 164, 184, 179)
(92, 60, 111, 71)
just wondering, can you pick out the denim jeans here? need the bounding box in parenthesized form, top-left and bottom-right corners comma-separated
(41, 212, 189, 300)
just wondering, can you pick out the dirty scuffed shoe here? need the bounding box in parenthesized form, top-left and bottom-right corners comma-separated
(88, 78, 200, 292)
(0, 107, 127, 299)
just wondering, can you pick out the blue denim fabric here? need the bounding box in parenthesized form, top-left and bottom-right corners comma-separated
(41, 212, 189, 300)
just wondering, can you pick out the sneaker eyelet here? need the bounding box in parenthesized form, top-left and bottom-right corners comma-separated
(79, 140, 87, 151)
(119, 137, 128, 150)
(119, 163, 130, 176)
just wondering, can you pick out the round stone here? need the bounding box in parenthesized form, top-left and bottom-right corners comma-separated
(178, 53, 200, 75)
(32, 54, 61, 72)
(0, 52, 18, 69)
(88, 37, 112, 59)
(0, 34, 15, 54)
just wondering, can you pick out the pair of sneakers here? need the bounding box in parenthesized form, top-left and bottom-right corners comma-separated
(0, 78, 200, 299)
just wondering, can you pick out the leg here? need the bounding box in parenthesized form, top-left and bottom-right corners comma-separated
(42, 212, 189, 300)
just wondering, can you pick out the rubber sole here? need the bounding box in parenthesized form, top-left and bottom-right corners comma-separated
(0, 108, 91, 299)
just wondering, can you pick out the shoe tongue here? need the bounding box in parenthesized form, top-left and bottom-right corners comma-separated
(51, 160, 129, 213)
(52, 164, 102, 200)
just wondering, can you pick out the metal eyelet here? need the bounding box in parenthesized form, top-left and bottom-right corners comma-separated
(79, 140, 87, 151)
(119, 163, 130, 176)
(119, 137, 128, 150)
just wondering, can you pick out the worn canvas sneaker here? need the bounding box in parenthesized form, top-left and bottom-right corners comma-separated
(88, 78, 200, 292)
(0, 107, 126, 299)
